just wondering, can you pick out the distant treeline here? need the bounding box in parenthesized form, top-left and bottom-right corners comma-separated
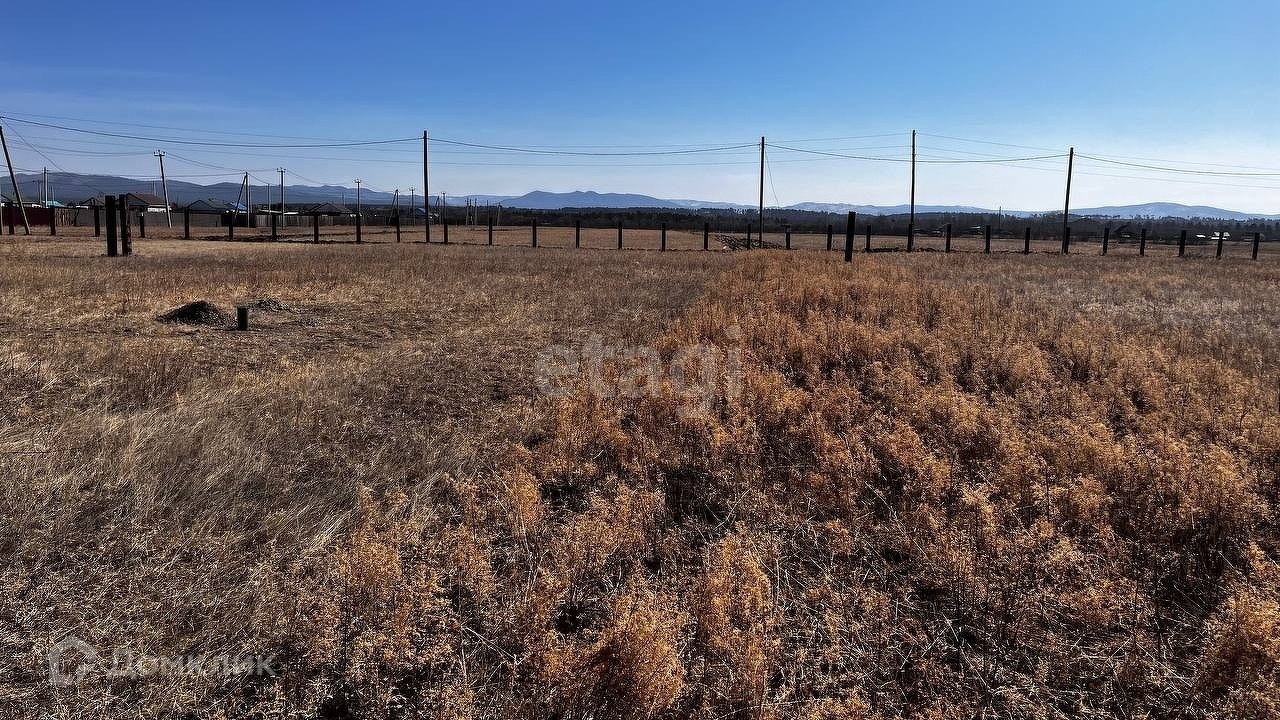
(378, 205, 1277, 241)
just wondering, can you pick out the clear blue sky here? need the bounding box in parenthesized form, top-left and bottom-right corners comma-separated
(2, 0, 1278, 212)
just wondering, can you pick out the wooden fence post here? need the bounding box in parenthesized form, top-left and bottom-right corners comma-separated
(617, 220, 623, 250)
(945, 223, 952, 253)
(1024, 227, 1031, 255)
(661, 222, 667, 251)
(747, 222, 752, 247)
(843, 211, 854, 262)
(1140, 228, 1147, 257)
(1062, 226, 1070, 255)
(49, 207, 56, 236)
(1216, 230, 1224, 259)
(228, 210, 234, 240)
(865, 225, 871, 253)
(4, 203, 12, 235)
(703, 221, 709, 251)
(394, 212, 401, 243)
(183, 208, 190, 239)
(105, 196, 118, 256)
(984, 225, 991, 254)
(531, 219, 537, 247)
(1102, 226, 1109, 255)
(488, 215, 494, 245)
(1179, 229, 1187, 257)
(271, 212, 278, 241)
(93, 206, 101, 237)
(826, 224, 833, 251)
(120, 198, 132, 255)
(442, 217, 448, 244)
(356, 212, 362, 244)
(785, 225, 791, 250)
(313, 213, 320, 243)
(575, 218, 581, 248)
(138, 212, 145, 239)
(907, 223, 915, 252)
(1253, 232, 1261, 261)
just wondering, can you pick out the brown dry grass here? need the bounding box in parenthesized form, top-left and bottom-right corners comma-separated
(1, 236, 1277, 719)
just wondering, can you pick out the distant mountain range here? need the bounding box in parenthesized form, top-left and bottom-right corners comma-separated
(7, 172, 1278, 221)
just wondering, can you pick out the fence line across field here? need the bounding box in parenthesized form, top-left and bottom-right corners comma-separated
(2, 195, 1266, 262)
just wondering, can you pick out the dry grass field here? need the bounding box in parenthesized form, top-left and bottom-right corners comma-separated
(1, 233, 1277, 719)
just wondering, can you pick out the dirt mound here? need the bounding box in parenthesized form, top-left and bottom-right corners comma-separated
(250, 297, 287, 312)
(156, 300, 228, 326)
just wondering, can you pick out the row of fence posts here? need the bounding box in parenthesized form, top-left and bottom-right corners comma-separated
(0, 199, 1264, 262)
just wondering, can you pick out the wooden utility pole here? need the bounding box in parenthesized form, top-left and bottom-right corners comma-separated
(354, 179, 363, 244)
(278, 168, 286, 228)
(758, 136, 765, 250)
(430, 129, 435, 240)
(155, 151, 172, 228)
(1062, 147, 1074, 254)
(909, 130, 916, 248)
(409, 187, 416, 226)
(0, 123, 31, 234)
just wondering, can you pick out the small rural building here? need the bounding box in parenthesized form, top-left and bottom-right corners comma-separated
(122, 193, 171, 213)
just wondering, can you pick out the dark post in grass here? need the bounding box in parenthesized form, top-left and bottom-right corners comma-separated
(120, 199, 132, 256)
(49, 206, 56, 236)
(1216, 230, 1224, 259)
(1179, 229, 1187, 257)
(1024, 227, 1031, 255)
(394, 212, 401, 243)
(355, 212, 362, 244)
(105, 195, 118, 256)
(1062, 226, 1071, 255)
(271, 212, 278, 242)
(1253, 232, 1261, 260)
(826, 224, 833, 251)
(747, 222, 752, 248)
(1139, 228, 1147, 257)
(617, 220, 623, 250)
(575, 218, 581, 248)
(865, 225, 872, 253)
(488, 215, 494, 245)
(183, 208, 190, 239)
(907, 223, 915, 252)
(843, 212, 855, 262)
(531, 219, 538, 247)
(945, 223, 952, 253)
(93, 206, 101, 237)
(4, 202, 12, 235)
(984, 225, 991, 254)
(785, 225, 791, 250)
(138, 212, 145, 239)
(228, 209, 234, 240)
(236, 306, 249, 331)
(442, 217, 448, 244)
(1102, 226, 1110, 256)
(312, 213, 320, 243)
(661, 222, 667, 251)
(703, 221, 709, 251)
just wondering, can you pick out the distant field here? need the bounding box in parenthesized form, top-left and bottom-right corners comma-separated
(1, 238, 1276, 719)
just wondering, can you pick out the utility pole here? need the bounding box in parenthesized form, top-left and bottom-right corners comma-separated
(1062, 147, 1074, 254)
(154, 151, 172, 228)
(42, 167, 48, 207)
(409, 187, 416, 226)
(423, 130, 430, 242)
(758, 136, 765, 250)
(355, 179, 362, 216)
(245, 172, 252, 227)
(0, 123, 31, 234)
(909, 130, 916, 236)
(278, 168, 286, 227)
